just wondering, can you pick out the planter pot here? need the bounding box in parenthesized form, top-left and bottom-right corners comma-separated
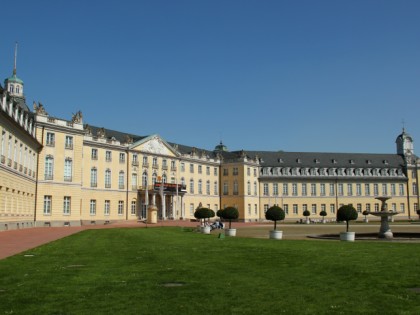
(340, 232, 355, 242)
(225, 228, 237, 237)
(269, 230, 283, 240)
(202, 226, 211, 234)
(363, 218, 369, 223)
(321, 219, 326, 224)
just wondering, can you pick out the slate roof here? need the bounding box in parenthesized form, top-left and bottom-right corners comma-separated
(238, 151, 406, 169)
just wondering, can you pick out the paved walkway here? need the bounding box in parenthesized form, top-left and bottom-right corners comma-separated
(1, 220, 419, 260)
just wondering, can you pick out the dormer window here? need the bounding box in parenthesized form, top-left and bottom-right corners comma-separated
(314, 159, 320, 164)
(278, 158, 283, 163)
(349, 159, 355, 164)
(383, 160, 389, 165)
(296, 158, 301, 163)
(366, 160, 372, 164)
(331, 159, 337, 164)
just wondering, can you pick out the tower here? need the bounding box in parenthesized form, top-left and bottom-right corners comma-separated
(4, 43, 25, 100)
(396, 128, 414, 156)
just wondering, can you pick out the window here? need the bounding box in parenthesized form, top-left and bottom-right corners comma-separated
(374, 184, 379, 196)
(330, 204, 335, 214)
(206, 180, 210, 195)
(282, 204, 288, 215)
(281, 183, 287, 196)
(391, 184, 396, 196)
(302, 204, 307, 214)
(399, 184, 404, 196)
(119, 171, 125, 189)
(90, 168, 97, 187)
(233, 181, 239, 195)
(293, 204, 298, 214)
(292, 183, 298, 196)
(162, 159, 167, 169)
(321, 204, 326, 213)
(142, 172, 148, 187)
(65, 136, 73, 149)
(106, 151, 112, 162)
(90, 200, 96, 215)
(365, 184, 370, 196)
(132, 173, 137, 190)
(254, 204, 258, 215)
(190, 179, 195, 194)
(190, 164, 194, 173)
(64, 158, 72, 181)
(223, 168, 228, 176)
(263, 184, 269, 196)
(400, 203, 405, 213)
(118, 201, 124, 215)
(119, 153, 125, 163)
(382, 184, 388, 196)
(269, 183, 277, 196)
(374, 203, 379, 212)
(206, 166, 210, 175)
(357, 204, 362, 213)
(264, 204, 269, 213)
(198, 165, 202, 174)
(356, 184, 361, 196)
(171, 160, 176, 170)
(254, 182, 257, 195)
(63, 196, 71, 215)
(320, 184, 325, 196)
(143, 156, 148, 166)
(247, 167, 250, 176)
(413, 183, 418, 195)
(132, 154, 138, 166)
(311, 184, 316, 196)
(214, 167, 218, 176)
(198, 180, 203, 194)
(46, 132, 55, 146)
(44, 196, 52, 215)
(311, 204, 317, 214)
(247, 181, 251, 195)
(248, 204, 251, 216)
(233, 167, 238, 176)
(152, 172, 157, 185)
(366, 204, 371, 212)
(91, 149, 98, 160)
(45, 155, 54, 180)
(302, 184, 307, 196)
(180, 162, 185, 172)
(223, 182, 228, 195)
(329, 183, 335, 196)
(190, 204, 194, 216)
(104, 200, 110, 215)
(338, 184, 343, 196)
(347, 184, 353, 196)
(254, 168, 257, 177)
(105, 169, 111, 188)
(131, 200, 136, 215)
(214, 181, 218, 195)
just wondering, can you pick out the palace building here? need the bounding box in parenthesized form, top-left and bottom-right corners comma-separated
(1, 52, 419, 230)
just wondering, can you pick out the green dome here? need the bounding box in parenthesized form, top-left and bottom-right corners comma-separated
(5, 74, 24, 85)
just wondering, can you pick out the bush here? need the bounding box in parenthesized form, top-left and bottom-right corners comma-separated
(219, 207, 239, 229)
(303, 210, 310, 217)
(194, 208, 215, 225)
(319, 210, 327, 217)
(337, 205, 358, 232)
(265, 206, 285, 230)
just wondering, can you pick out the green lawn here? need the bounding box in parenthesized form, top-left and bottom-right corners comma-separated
(1, 227, 420, 314)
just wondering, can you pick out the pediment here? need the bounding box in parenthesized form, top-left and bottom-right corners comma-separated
(130, 135, 178, 157)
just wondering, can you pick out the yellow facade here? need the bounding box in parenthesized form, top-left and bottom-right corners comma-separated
(1, 68, 419, 229)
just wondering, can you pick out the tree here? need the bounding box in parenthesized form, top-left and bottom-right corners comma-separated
(337, 205, 358, 232)
(219, 207, 239, 229)
(303, 209, 310, 223)
(417, 209, 420, 220)
(319, 210, 327, 223)
(194, 207, 215, 226)
(265, 206, 285, 230)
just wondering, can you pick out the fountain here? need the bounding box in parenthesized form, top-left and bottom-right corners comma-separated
(367, 197, 400, 239)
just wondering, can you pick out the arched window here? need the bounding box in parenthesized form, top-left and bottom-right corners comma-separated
(152, 172, 157, 185)
(190, 179, 194, 193)
(105, 169, 111, 188)
(162, 173, 167, 183)
(119, 171, 125, 189)
(45, 155, 54, 180)
(198, 180, 202, 194)
(206, 180, 210, 195)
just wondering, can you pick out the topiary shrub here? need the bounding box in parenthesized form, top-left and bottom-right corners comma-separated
(219, 207, 239, 229)
(337, 205, 358, 232)
(303, 209, 310, 223)
(319, 210, 327, 222)
(265, 206, 285, 230)
(194, 207, 215, 225)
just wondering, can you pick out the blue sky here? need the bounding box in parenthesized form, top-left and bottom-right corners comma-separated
(1, 0, 419, 153)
